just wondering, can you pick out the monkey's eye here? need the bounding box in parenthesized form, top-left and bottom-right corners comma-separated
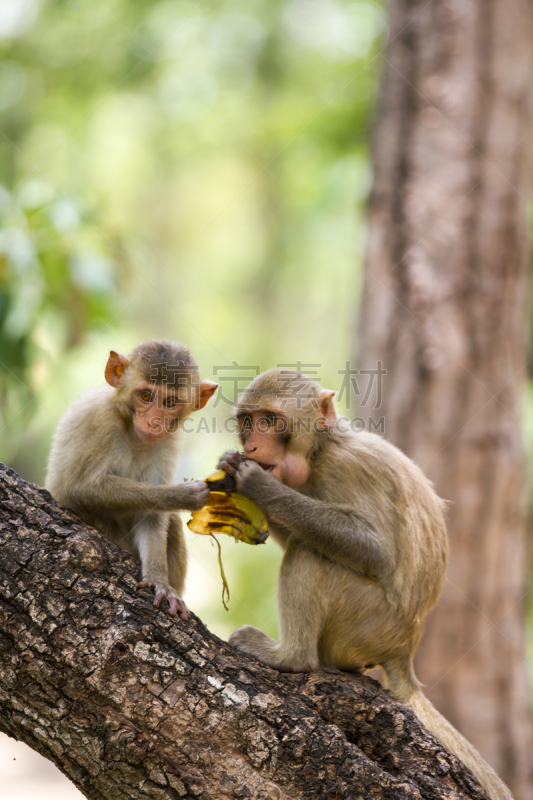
(140, 391, 153, 403)
(163, 397, 178, 408)
(264, 412, 277, 426)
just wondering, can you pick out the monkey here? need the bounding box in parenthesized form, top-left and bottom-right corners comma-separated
(218, 368, 513, 800)
(46, 340, 218, 620)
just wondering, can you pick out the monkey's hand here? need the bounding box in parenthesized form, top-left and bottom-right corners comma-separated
(234, 459, 280, 503)
(171, 480, 210, 511)
(216, 449, 245, 477)
(138, 578, 189, 620)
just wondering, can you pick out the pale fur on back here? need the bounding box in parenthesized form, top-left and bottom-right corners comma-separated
(310, 428, 448, 618)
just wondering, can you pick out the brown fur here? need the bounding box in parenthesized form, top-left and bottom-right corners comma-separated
(46, 340, 217, 618)
(220, 368, 512, 800)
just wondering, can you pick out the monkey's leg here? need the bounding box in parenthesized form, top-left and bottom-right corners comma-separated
(133, 512, 188, 619)
(230, 543, 323, 673)
(167, 513, 187, 598)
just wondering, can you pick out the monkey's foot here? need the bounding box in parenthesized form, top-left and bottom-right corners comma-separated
(138, 579, 189, 620)
(229, 625, 314, 673)
(229, 625, 277, 663)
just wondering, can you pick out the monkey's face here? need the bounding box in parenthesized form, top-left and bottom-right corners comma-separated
(237, 409, 311, 488)
(131, 381, 192, 443)
(105, 348, 218, 443)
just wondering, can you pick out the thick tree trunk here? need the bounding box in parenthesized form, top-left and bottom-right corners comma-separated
(0, 464, 495, 800)
(357, 1, 533, 798)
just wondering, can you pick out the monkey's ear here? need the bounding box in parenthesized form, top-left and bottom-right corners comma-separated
(317, 390, 337, 430)
(105, 351, 130, 388)
(197, 380, 218, 409)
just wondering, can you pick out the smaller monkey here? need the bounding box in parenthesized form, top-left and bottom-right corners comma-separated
(218, 369, 512, 800)
(46, 340, 218, 619)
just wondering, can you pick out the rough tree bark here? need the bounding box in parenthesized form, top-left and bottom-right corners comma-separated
(357, 1, 533, 798)
(0, 463, 496, 800)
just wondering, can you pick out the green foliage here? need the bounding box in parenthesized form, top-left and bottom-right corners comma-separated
(0, 0, 384, 636)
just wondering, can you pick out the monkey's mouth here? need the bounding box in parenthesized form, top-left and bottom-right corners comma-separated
(257, 462, 275, 472)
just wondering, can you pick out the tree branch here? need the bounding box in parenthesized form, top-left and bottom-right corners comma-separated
(0, 463, 487, 800)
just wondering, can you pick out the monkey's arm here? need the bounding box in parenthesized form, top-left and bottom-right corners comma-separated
(235, 461, 394, 577)
(71, 476, 209, 515)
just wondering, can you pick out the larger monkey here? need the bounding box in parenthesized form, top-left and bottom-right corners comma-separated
(219, 369, 512, 800)
(46, 340, 217, 619)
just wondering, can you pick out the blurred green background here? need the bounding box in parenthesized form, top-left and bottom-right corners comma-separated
(0, 0, 385, 642)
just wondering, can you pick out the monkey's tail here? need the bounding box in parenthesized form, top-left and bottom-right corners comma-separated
(384, 663, 513, 800)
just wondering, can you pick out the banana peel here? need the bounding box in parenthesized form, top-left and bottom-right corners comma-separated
(187, 470, 269, 545)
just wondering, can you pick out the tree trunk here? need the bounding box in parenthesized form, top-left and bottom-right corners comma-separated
(357, 1, 533, 797)
(0, 463, 495, 800)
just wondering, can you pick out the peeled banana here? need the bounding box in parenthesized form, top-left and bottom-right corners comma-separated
(187, 470, 268, 545)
